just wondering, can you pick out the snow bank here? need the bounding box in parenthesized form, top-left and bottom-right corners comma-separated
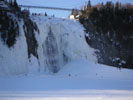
(57, 59, 133, 80)
(0, 60, 133, 99)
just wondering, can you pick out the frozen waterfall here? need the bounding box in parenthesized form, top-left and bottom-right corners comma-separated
(0, 16, 97, 75)
(43, 27, 61, 73)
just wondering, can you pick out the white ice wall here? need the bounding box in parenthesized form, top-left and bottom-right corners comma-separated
(32, 16, 97, 73)
(0, 16, 97, 75)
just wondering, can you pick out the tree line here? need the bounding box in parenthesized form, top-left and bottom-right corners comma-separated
(2, 0, 17, 6)
(71, 1, 133, 69)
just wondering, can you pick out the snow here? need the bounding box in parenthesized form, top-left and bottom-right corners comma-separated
(0, 15, 97, 75)
(0, 2, 133, 99)
(0, 1, 8, 8)
(0, 20, 29, 76)
(0, 60, 133, 100)
(0, 90, 133, 100)
(57, 59, 133, 80)
(31, 16, 97, 73)
(85, 33, 89, 37)
(1, 0, 97, 74)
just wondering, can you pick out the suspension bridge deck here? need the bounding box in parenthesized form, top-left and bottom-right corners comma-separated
(19, 5, 80, 11)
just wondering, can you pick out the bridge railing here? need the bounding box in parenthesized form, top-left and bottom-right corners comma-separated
(19, 5, 80, 11)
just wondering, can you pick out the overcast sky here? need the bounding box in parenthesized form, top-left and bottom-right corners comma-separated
(17, 0, 133, 18)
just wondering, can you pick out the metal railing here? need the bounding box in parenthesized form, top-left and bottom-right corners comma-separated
(19, 5, 80, 11)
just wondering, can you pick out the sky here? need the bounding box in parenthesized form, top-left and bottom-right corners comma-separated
(17, 0, 133, 18)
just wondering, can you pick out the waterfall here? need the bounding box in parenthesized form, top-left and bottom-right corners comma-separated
(0, 15, 97, 75)
(43, 27, 61, 73)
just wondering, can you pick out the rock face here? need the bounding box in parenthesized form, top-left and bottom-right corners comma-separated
(0, 6, 19, 47)
(0, 1, 97, 75)
(78, 2, 133, 69)
(23, 16, 39, 59)
(85, 31, 133, 69)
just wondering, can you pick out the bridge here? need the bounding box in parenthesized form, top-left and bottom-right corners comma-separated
(19, 5, 80, 11)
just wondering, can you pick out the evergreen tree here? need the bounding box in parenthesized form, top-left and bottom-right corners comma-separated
(87, 0, 91, 10)
(78, 0, 133, 69)
(14, 0, 18, 7)
(9, 0, 12, 6)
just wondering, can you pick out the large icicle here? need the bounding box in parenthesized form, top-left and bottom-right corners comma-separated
(43, 27, 60, 73)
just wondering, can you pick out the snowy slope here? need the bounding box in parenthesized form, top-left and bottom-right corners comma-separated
(57, 59, 133, 80)
(0, 60, 133, 100)
(1, 60, 133, 91)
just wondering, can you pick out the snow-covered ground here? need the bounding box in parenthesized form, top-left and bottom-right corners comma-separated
(0, 2, 133, 99)
(1, 90, 133, 100)
(0, 60, 133, 100)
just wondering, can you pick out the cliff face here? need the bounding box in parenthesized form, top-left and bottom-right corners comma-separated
(0, 1, 97, 75)
(78, 1, 133, 69)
